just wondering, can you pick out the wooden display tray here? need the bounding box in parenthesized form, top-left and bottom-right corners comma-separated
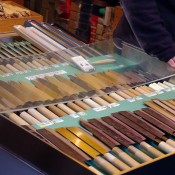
(0, 1, 43, 33)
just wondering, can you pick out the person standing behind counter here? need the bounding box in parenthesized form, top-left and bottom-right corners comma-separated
(103, 0, 175, 67)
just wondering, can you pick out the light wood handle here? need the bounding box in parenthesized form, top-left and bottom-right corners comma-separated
(140, 141, 164, 158)
(94, 156, 120, 174)
(74, 100, 91, 110)
(135, 87, 147, 94)
(57, 103, 76, 114)
(128, 145, 152, 163)
(20, 112, 40, 125)
(6, 113, 29, 126)
(109, 93, 124, 101)
(128, 89, 141, 96)
(28, 108, 49, 122)
(0, 65, 11, 73)
(32, 60, 42, 68)
(88, 166, 103, 175)
(158, 141, 175, 153)
(6, 64, 18, 72)
(67, 102, 84, 112)
(92, 59, 116, 65)
(13, 63, 25, 71)
(83, 99, 100, 108)
(48, 105, 67, 117)
(37, 106, 58, 119)
(163, 81, 175, 87)
(117, 91, 131, 99)
(104, 153, 130, 171)
(166, 139, 175, 148)
(26, 62, 37, 69)
(112, 147, 139, 167)
(123, 90, 136, 97)
(101, 95, 116, 103)
(92, 96, 109, 106)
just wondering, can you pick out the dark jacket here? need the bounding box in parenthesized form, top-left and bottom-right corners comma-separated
(114, 0, 175, 62)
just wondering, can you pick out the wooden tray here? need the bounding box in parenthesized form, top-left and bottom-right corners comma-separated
(0, 1, 43, 33)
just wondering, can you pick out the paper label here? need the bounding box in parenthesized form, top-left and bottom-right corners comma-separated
(15, 71, 25, 74)
(135, 96, 143, 100)
(71, 56, 95, 72)
(0, 73, 13, 77)
(77, 112, 87, 116)
(107, 103, 120, 108)
(37, 121, 54, 128)
(51, 118, 64, 124)
(38, 66, 48, 70)
(170, 86, 175, 90)
(70, 114, 80, 118)
(52, 64, 60, 68)
(61, 62, 69, 66)
(26, 70, 67, 80)
(155, 90, 164, 94)
(93, 103, 120, 112)
(127, 98, 136, 102)
(93, 106, 108, 112)
(145, 92, 157, 97)
(162, 88, 172, 92)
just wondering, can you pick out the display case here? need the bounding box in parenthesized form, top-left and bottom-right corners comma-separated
(0, 37, 175, 175)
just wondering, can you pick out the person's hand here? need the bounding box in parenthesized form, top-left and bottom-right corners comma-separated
(168, 57, 175, 68)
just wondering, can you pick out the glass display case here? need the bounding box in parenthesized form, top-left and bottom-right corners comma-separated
(0, 38, 174, 113)
(0, 36, 175, 175)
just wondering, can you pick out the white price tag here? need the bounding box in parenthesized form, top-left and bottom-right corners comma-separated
(51, 118, 64, 124)
(37, 121, 54, 128)
(127, 98, 136, 102)
(26, 70, 67, 80)
(70, 56, 95, 72)
(162, 88, 171, 92)
(108, 103, 120, 108)
(70, 114, 80, 118)
(93, 106, 108, 112)
(77, 112, 87, 116)
(155, 90, 164, 94)
(145, 92, 157, 97)
(135, 96, 143, 100)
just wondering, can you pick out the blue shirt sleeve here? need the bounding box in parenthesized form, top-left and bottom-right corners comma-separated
(121, 0, 175, 61)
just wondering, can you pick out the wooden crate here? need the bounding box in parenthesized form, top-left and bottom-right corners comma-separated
(0, 1, 43, 33)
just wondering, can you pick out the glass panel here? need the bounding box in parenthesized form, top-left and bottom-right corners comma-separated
(0, 38, 174, 113)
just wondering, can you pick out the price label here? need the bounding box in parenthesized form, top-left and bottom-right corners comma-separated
(51, 118, 64, 124)
(93, 106, 108, 112)
(77, 112, 87, 116)
(70, 114, 80, 118)
(135, 96, 143, 100)
(107, 103, 120, 108)
(127, 98, 136, 102)
(37, 121, 54, 128)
